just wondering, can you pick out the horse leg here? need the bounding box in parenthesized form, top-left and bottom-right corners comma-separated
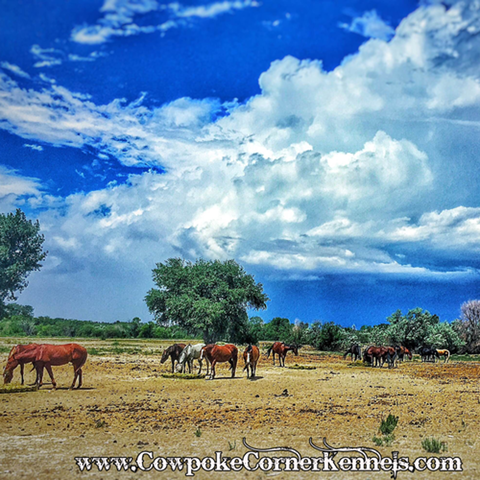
(45, 364, 57, 389)
(35, 362, 45, 388)
(76, 368, 83, 389)
(198, 359, 202, 375)
(20, 363, 24, 385)
(210, 360, 217, 380)
(231, 357, 237, 378)
(171, 357, 175, 373)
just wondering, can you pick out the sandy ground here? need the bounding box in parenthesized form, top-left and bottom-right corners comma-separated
(0, 339, 479, 480)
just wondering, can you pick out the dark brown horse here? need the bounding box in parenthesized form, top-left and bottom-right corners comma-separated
(160, 343, 186, 373)
(200, 344, 238, 380)
(267, 342, 298, 367)
(4, 343, 87, 389)
(343, 344, 361, 361)
(3, 343, 39, 385)
(243, 344, 260, 379)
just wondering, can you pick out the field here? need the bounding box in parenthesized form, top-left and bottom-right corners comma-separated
(0, 338, 479, 479)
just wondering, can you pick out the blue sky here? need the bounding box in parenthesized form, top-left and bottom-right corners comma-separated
(1, 0, 479, 326)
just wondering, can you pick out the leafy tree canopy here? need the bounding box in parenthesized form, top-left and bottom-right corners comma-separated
(145, 258, 269, 343)
(0, 209, 47, 313)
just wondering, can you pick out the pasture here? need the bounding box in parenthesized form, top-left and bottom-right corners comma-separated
(0, 337, 479, 479)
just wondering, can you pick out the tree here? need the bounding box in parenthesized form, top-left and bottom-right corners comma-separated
(0, 209, 47, 314)
(456, 300, 480, 353)
(145, 258, 269, 343)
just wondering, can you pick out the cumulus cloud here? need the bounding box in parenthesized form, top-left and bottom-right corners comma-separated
(2, 0, 480, 284)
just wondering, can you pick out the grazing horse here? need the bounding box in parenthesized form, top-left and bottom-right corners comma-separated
(243, 345, 260, 379)
(396, 346, 412, 362)
(419, 346, 438, 363)
(436, 349, 450, 363)
(160, 343, 186, 373)
(267, 342, 299, 367)
(200, 344, 237, 380)
(4, 343, 87, 389)
(363, 346, 387, 367)
(3, 343, 40, 385)
(176, 343, 208, 375)
(343, 344, 361, 361)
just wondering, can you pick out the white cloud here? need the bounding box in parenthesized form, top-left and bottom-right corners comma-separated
(1, 62, 30, 79)
(30, 45, 64, 68)
(71, 0, 258, 45)
(0, 167, 42, 213)
(2, 0, 480, 288)
(340, 10, 395, 41)
(23, 144, 43, 151)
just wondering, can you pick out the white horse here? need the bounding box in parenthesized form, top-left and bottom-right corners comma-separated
(176, 343, 209, 374)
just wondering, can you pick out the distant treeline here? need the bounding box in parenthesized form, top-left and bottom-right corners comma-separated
(1, 303, 473, 353)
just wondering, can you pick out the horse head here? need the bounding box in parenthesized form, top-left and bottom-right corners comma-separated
(160, 346, 171, 364)
(291, 344, 299, 355)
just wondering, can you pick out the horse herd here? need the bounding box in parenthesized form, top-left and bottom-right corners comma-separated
(344, 344, 451, 368)
(2, 340, 450, 389)
(160, 341, 296, 379)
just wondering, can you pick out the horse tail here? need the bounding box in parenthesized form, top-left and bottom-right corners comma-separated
(267, 345, 273, 358)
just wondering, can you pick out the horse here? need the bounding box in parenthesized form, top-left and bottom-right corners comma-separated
(3, 343, 40, 385)
(4, 343, 87, 389)
(419, 346, 438, 363)
(436, 349, 450, 363)
(266, 342, 299, 367)
(382, 346, 398, 369)
(176, 343, 208, 375)
(343, 344, 361, 361)
(200, 344, 237, 380)
(160, 343, 186, 373)
(363, 346, 387, 367)
(243, 344, 260, 379)
(395, 346, 412, 362)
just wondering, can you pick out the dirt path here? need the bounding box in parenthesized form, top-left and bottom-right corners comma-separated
(0, 342, 479, 479)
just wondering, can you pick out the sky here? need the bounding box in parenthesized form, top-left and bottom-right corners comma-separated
(1, 0, 480, 327)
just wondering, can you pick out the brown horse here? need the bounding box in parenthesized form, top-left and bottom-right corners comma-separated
(267, 342, 298, 367)
(3, 343, 40, 385)
(200, 344, 237, 380)
(160, 343, 186, 373)
(436, 349, 450, 363)
(363, 346, 387, 367)
(4, 343, 87, 389)
(396, 346, 412, 362)
(243, 345, 260, 379)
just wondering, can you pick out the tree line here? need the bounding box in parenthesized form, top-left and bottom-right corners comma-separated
(0, 302, 477, 354)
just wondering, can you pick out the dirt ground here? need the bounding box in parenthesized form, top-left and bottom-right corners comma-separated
(0, 339, 479, 480)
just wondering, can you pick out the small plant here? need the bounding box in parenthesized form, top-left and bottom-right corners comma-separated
(194, 427, 202, 438)
(95, 419, 107, 428)
(228, 440, 236, 451)
(373, 414, 398, 447)
(379, 414, 399, 436)
(422, 438, 447, 453)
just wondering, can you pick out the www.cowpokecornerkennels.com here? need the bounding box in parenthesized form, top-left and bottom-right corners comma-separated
(74, 438, 462, 477)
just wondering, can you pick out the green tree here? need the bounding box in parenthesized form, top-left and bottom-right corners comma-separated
(145, 258, 269, 343)
(386, 308, 440, 351)
(0, 209, 47, 315)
